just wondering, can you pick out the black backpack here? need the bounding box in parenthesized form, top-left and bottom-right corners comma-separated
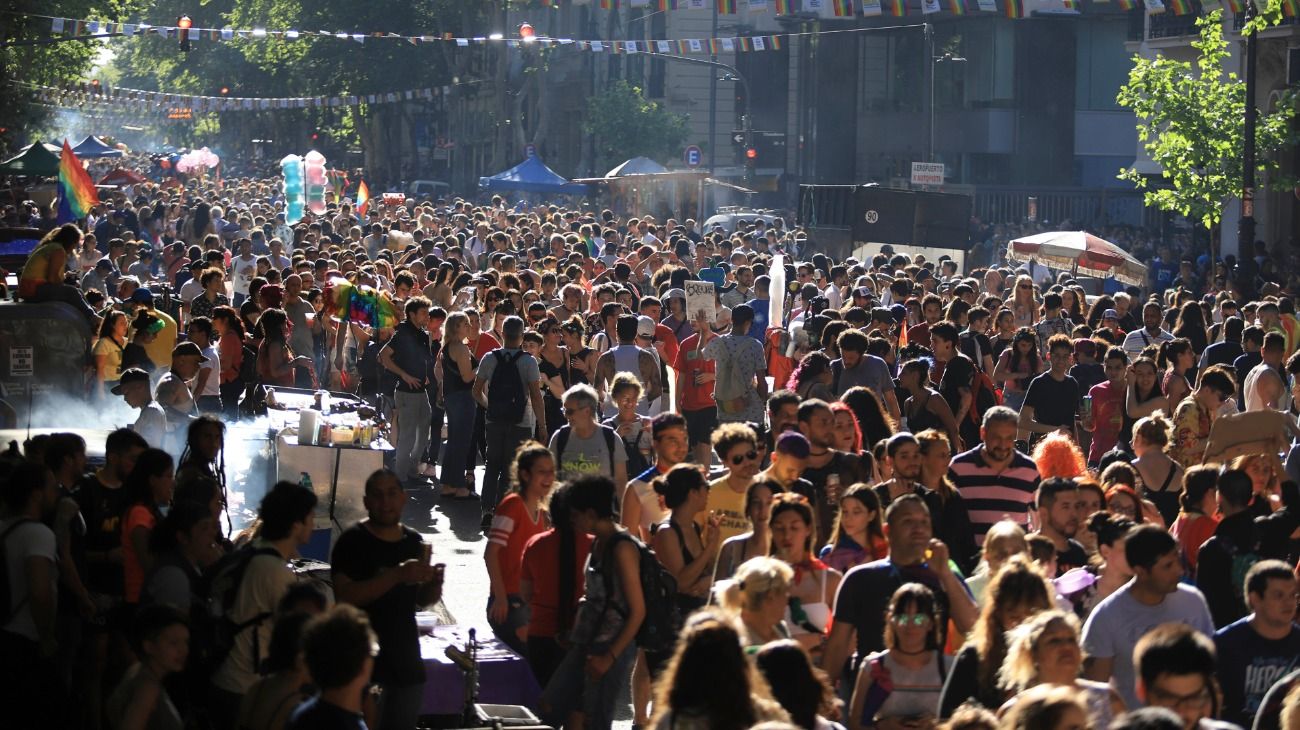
(486, 349, 529, 423)
(195, 544, 283, 677)
(553, 424, 618, 475)
(601, 532, 681, 652)
(0, 518, 33, 625)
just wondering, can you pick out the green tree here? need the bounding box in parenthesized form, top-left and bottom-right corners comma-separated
(1117, 9, 1296, 231)
(583, 79, 688, 173)
(1, 0, 100, 152)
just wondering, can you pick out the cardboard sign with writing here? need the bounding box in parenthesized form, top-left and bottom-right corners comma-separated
(685, 280, 716, 325)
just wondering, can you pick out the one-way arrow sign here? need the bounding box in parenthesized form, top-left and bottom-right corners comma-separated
(732, 132, 745, 145)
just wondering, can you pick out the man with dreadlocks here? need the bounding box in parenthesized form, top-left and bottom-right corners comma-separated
(175, 416, 232, 541)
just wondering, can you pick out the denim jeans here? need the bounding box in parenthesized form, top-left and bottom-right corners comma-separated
(393, 389, 431, 481)
(483, 421, 531, 511)
(440, 390, 475, 488)
(542, 642, 637, 730)
(486, 592, 530, 656)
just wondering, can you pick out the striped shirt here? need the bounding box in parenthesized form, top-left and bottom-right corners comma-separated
(947, 445, 1040, 544)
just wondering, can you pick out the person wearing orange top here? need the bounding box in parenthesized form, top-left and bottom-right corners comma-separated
(485, 442, 555, 654)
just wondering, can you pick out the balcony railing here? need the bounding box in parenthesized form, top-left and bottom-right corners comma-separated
(1231, 12, 1300, 30)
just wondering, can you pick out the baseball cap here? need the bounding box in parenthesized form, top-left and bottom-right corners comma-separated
(110, 368, 151, 395)
(775, 432, 811, 459)
(128, 287, 154, 305)
(890, 303, 907, 324)
(172, 342, 210, 362)
(853, 286, 872, 299)
(664, 288, 686, 301)
(637, 315, 656, 338)
(1102, 308, 1120, 320)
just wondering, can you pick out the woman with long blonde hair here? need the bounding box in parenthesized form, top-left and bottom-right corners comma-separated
(997, 610, 1124, 728)
(439, 310, 479, 498)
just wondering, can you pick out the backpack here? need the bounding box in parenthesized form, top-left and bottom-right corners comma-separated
(607, 417, 653, 478)
(237, 343, 256, 385)
(0, 518, 33, 625)
(195, 544, 282, 677)
(553, 424, 618, 476)
(968, 370, 1002, 425)
(486, 349, 529, 423)
(601, 532, 681, 652)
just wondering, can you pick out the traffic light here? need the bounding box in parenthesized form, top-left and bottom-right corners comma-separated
(220, 86, 229, 95)
(177, 15, 192, 52)
(745, 146, 757, 184)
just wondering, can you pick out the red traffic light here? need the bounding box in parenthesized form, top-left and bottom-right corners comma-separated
(177, 15, 192, 30)
(220, 87, 229, 95)
(745, 147, 757, 160)
(519, 23, 535, 39)
(311, 133, 319, 141)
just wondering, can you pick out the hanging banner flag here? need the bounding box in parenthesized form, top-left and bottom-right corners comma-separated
(837, 0, 858, 15)
(1284, 0, 1300, 15)
(1004, 0, 1027, 17)
(947, 0, 967, 13)
(922, 0, 942, 12)
(862, 0, 884, 14)
(774, 0, 792, 12)
(718, 0, 738, 12)
(977, 0, 997, 11)
(752, 35, 766, 50)
(749, 0, 770, 10)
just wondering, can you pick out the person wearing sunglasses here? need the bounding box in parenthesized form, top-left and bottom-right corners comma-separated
(848, 582, 951, 730)
(705, 423, 764, 542)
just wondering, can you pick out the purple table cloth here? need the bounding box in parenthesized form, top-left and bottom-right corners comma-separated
(420, 624, 542, 716)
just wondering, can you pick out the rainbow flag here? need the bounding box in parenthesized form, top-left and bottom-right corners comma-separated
(600, 0, 615, 8)
(56, 141, 98, 224)
(1004, 0, 1025, 17)
(884, 0, 905, 15)
(1168, 0, 1190, 13)
(774, 0, 792, 11)
(658, 0, 679, 8)
(835, 0, 855, 14)
(1116, 0, 1137, 9)
(769, 34, 782, 49)
(1224, 0, 1243, 10)
(356, 180, 370, 216)
(718, 0, 738, 12)
(1286, 0, 1300, 16)
(948, 0, 967, 13)
(327, 279, 398, 329)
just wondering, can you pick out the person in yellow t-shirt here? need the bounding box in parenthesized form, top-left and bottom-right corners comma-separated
(705, 423, 763, 541)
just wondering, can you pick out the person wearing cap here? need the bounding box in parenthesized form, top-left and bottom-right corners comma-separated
(127, 287, 179, 373)
(80, 258, 118, 298)
(155, 342, 206, 456)
(660, 288, 693, 342)
(594, 314, 662, 416)
(633, 314, 671, 416)
(1099, 308, 1125, 340)
(114, 368, 168, 449)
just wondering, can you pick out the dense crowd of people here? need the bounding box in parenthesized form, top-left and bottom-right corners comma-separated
(7, 166, 1300, 730)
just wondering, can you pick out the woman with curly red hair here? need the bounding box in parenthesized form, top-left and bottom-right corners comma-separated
(1031, 432, 1088, 480)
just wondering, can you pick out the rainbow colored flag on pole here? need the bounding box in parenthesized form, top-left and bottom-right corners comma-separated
(718, 0, 738, 12)
(1116, 0, 1137, 9)
(1003, 0, 1025, 17)
(948, 0, 967, 14)
(884, 0, 905, 15)
(1167, 0, 1191, 14)
(835, 0, 856, 14)
(356, 180, 371, 216)
(56, 141, 98, 225)
(774, 0, 792, 12)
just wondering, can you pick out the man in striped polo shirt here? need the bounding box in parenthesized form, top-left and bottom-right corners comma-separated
(948, 406, 1041, 544)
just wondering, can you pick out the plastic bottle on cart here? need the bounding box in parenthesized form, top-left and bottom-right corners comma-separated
(300, 472, 314, 492)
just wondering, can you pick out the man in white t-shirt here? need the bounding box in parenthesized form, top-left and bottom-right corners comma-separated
(0, 460, 60, 729)
(113, 368, 168, 449)
(229, 237, 258, 307)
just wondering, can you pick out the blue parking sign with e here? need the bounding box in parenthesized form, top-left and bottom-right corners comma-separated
(685, 145, 701, 168)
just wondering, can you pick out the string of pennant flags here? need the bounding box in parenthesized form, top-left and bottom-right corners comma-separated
(17, 80, 476, 115)
(31, 0, 1251, 50)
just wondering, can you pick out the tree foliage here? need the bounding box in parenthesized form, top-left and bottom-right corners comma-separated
(1, 0, 102, 151)
(1117, 10, 1296, 230)
(583, 79, 689, 173)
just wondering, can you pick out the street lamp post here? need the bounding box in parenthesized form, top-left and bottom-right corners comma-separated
(646, 52, 752, 182)
(1240, 0, 1258, 254)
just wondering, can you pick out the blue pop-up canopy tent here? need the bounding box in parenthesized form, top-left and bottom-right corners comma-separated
(71, 135, 123, 158)
(479, 157, 589, 195)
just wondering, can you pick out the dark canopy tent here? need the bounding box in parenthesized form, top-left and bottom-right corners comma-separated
(0, 142, 61, 177)
(479, 157, 589, 195)
(71, 135, 123, 159)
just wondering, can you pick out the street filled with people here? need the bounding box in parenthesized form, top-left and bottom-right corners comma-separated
(7, 162, 1300, 730)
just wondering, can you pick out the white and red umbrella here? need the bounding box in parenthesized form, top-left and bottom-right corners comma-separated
(1006, 231, 1148, 287)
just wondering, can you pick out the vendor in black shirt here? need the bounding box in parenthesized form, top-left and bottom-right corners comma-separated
(1020, 334, 1081, 444)
(331, 469, 445, 730)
